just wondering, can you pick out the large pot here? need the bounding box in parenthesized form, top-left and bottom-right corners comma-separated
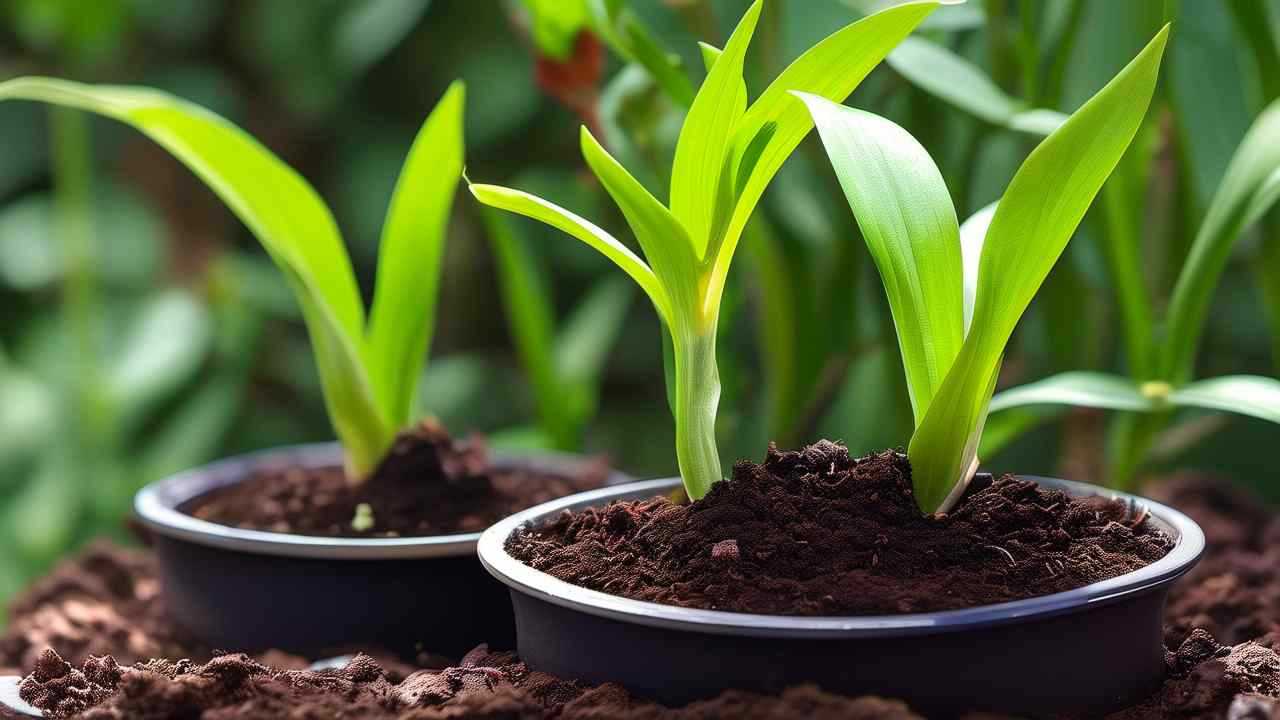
(134, 442, 632, 658)
(478, 476, 1205, 717)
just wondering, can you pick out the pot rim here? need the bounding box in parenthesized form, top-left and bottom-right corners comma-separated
(477, 475, 1205, 639)
(133, 442, 629, 560)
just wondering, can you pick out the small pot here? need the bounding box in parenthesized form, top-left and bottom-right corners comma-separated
(134, 443, 632, 659)
(478, 476, 1205, 717)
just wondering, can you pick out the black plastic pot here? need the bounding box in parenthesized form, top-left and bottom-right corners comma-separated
(133, 443, 631, 659)
(478, 476, 1205, 717)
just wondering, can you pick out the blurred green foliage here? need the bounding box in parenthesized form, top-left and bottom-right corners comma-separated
(0, 0, 1278, 610)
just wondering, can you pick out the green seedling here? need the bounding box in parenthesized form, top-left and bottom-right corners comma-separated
(801, 27, 1169, 512)
(0, 77, 466, 481)
(470, 0, 937, 499)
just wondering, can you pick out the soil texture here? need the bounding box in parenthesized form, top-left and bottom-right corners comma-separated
(188, 419, 608, 537)
(507, 441, 1173, 615)
(5, 466, 1280, 717)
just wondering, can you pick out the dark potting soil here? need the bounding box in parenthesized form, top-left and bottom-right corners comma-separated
(8, 472, 1280, 718)
(507, 441, 1173, 615)
(186, 419, 608, 537)
(14, 646, 925, 720)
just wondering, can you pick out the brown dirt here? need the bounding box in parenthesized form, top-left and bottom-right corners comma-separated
(6, 468, 1280, 718)
(188, 419, 609, 537)
(507, 441, 1173, 615)
(1149, 474, 1280, 650)
(16, 646, 923, 720)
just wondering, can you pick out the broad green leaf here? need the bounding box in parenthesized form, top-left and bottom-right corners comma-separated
(1169, 375, 1280, 424)
(0, 77, 389, 474)
(1163, 98, 1280, 382)
(365, 81, 464, 428)
(580, 127, 700, 326)
(799, 93, 963, 424)
(669, 0, 759, 258)
(988, 371, 1155, 413)
(468, 183, 671, 324)
(909, 27, 1168, 514)
(706, 0, 935, 311)
(846, 0, 983, 31)
(886, 36, 1067, 135)
(959, 202, 998, 334)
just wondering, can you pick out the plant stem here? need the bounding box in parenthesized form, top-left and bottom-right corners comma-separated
(674, 325, 722, 500)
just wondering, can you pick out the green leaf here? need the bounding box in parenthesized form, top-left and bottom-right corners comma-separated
(706, 0, 936, 309)
(669, 0, 759, 259)
(959, 202, 998, 336)
(588, 0, 695, 107)
(989, 372, 1155, 413)
(798, 93, 963, 424)
(1169, 375, 1280, 425)
(886, 36, 1067, 135)
(909, 27, 1168, 513)
(0, 77, 390, 475)
(1163, 98, 1280, 383)
(469, 183, 671, 324)
(365, 81, 464, 428)
(580, 127, 700, 327)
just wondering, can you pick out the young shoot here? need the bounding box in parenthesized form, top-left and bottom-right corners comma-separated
(469, 0, 938, 499)
(800, 27, 1170, 514)
(0, 77, 467, 483)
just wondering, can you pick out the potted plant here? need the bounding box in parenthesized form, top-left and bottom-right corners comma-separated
(473, 5, 1204, 715)
(0, 78, 630, 658)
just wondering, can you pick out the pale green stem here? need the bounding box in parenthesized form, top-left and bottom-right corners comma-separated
(674, 324, 722, 500)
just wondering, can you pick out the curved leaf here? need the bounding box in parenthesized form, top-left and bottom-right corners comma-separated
(959, 202, 998, 334)
(468, 183, 671, 324)
(0, 77, 390, 474)
(989, 371, 1154, 413)
(887, 36, 1067, 134)
(909, 27, 1168, 513)
(799, 93, 963, 424)
(366, 81, 464, 427)
(1169, 375, 1280, 424)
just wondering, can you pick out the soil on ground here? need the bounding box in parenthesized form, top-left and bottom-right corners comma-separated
(3, 455, 1279, 718)
(507, 441, 1173, 615)
(187, 419, 608, 537)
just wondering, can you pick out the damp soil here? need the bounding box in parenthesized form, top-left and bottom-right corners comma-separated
(5, 468, 1280, 718)
(187, 419, 608, 537)
(507, 441, 1173, 615)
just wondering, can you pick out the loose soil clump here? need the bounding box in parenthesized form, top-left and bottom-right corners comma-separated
(507, 441, 1172, 615)
(188, 419, 608, 537)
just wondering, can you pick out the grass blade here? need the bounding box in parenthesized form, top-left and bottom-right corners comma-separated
(366, 81, 464, 427)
